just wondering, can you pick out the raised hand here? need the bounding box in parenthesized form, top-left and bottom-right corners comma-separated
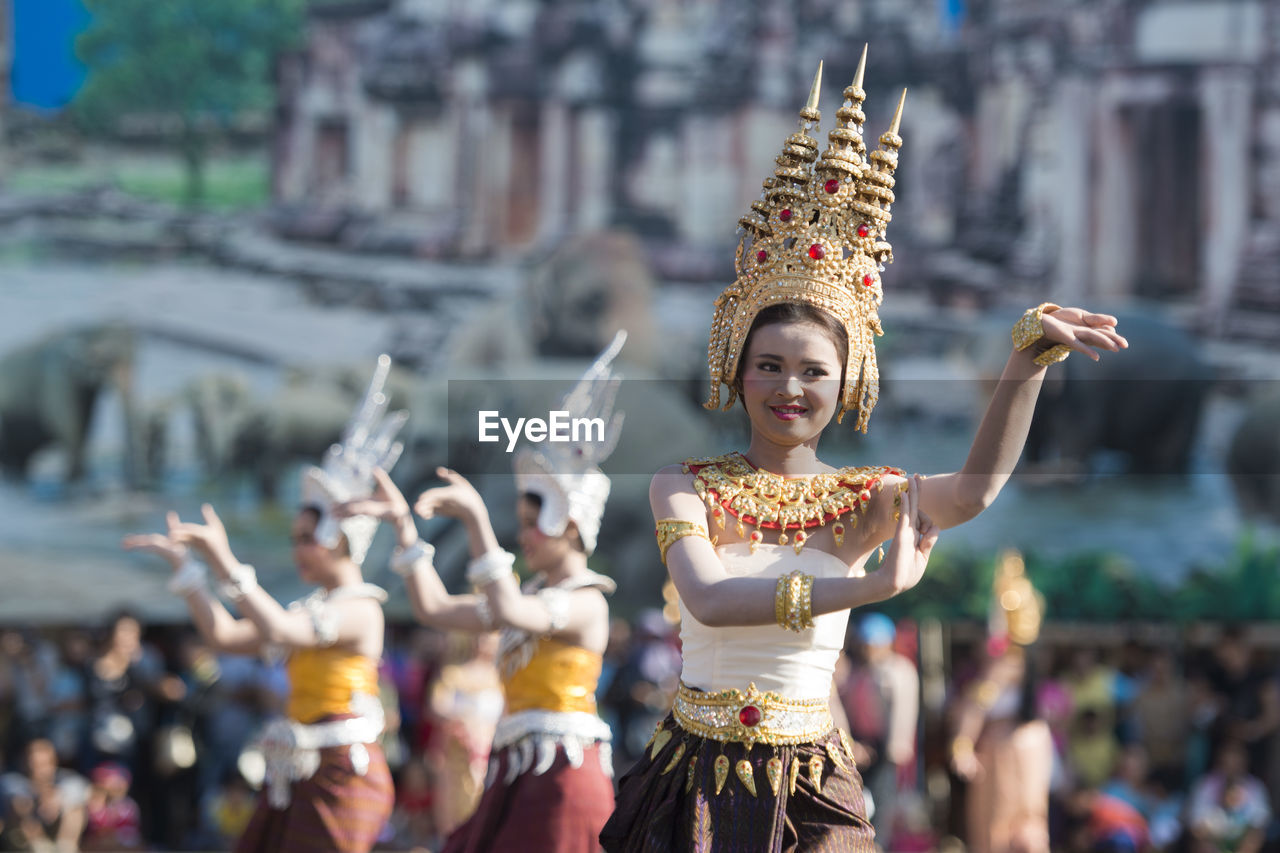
(333, 467, 410, 523)
(121, 531, 187, 571)
(880, 474, 940, 596)
(1040, 308, 1129, 362)
(333, 467, 418, 549)
(414, 467, 486, 523)
(166, 505, 237, 574)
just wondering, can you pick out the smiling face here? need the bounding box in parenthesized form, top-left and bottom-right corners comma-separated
(738, 319, 845, 447)
(515, 494, 580, 575)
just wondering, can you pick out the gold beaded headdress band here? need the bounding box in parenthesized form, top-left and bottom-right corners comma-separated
(705, 50, 906, 433)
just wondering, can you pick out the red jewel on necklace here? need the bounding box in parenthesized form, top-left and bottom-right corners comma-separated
(808, 244, 825, 260)
(857, 223, 871, 238)
(757, 249, 768, 262)
(824, 178, 840, 194)
(779, 209, 792, 222)
(739, 705, 762, 727)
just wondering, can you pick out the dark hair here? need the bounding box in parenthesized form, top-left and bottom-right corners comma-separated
(107, 608, 141, 631)
(732, 303, 849, 394)
(520, 492, 586, 554)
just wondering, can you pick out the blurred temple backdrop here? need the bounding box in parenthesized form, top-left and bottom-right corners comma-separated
(0, 0, 1276, 622)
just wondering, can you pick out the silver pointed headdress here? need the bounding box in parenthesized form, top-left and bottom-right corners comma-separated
(299, 355, 408, 566)
(514, 331, 626, 555)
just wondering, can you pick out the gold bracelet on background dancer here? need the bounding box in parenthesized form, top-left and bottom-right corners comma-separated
(656, 519, 710, 566)
(1012, 302, 1072, 366)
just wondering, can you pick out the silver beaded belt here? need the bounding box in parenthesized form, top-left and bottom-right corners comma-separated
(672, 681, 832, 746)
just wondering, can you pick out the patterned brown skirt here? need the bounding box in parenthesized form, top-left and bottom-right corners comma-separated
(234, 742, 394, 853)
(443, 741, 615, 853)
(600, 712, 876, 853)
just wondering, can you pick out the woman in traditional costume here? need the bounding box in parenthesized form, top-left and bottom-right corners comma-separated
(343, 334, 627, 853)
(123, 358, 404, 853)
(949, 551, 1054, 853)
(600, 53, 1127, 852)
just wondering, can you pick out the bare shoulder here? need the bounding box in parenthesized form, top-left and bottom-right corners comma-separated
(650, 463, 704, 521)
(338, 596, 386, 631)
(650, 463, 697, 501)
(569, 585, 609, 615)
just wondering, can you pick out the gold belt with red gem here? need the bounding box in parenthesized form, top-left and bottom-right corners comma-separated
(672, 681, 833, 747)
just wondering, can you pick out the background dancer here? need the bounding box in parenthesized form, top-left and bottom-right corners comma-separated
(123, 357, 404, 852)
(340, 334, 627, 852)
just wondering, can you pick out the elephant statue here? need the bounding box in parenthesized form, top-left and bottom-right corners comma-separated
(1227, 393, 1280, 523)
(0, 324, 139, 486)
(1019, 312, 1214, 476)
(185, 363, 438, 503)
(443, 231, 659, 373)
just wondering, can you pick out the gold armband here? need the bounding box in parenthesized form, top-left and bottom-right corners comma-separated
(656, 519, 710, 565)
(1012, 302, 1072, 366)
(774, 569, 815, 632)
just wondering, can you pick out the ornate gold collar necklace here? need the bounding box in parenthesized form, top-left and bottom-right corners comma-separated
(682, 452, 903, 552)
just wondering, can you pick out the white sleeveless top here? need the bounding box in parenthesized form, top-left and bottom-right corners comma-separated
(677, 543, 857, 700)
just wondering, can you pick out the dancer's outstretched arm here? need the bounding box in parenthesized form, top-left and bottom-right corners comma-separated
(335, 468, 492, 633)
(123, 527, 263, 654)
(163, 506, 382, 654)
(414, 468, 606, 646)
(905, 306, 1128, 530)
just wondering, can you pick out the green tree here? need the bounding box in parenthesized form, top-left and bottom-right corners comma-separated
(73, 0, 304, 206)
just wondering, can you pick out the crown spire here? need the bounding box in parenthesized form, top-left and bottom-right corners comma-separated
(889, 88, 906, 136)
(804, 61, 823, 116)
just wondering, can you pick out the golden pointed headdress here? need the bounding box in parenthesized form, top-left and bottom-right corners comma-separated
(989, 549, 1043, 647)
(705, 50, 906, 432)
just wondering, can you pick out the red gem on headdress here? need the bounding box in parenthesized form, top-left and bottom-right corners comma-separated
(857, 223, 871, 238)
(824, 179, 840, 194)
(738, 705, 762, 727)
(779, 209, 792, 222)
(863, 274, 875, 287)
(757, 250, 768, 263)
(808, 244, 825, 260)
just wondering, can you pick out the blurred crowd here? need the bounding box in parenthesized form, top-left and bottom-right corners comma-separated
(0, 610, 1277, 852)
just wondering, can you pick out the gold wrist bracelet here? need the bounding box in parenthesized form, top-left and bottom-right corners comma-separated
(1012, 302, 1071, 366)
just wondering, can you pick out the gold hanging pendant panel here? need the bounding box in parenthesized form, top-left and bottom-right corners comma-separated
(661, 742, 686, 776)
(766, 756, 784, 796)
(735, 759, 757, 797)
(825, 742, 847, 773)
(650, 728, 672, 760)
(714, 754, 730, 795)
(809, 755, 825, 794)
(840, 729, 859, 765)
